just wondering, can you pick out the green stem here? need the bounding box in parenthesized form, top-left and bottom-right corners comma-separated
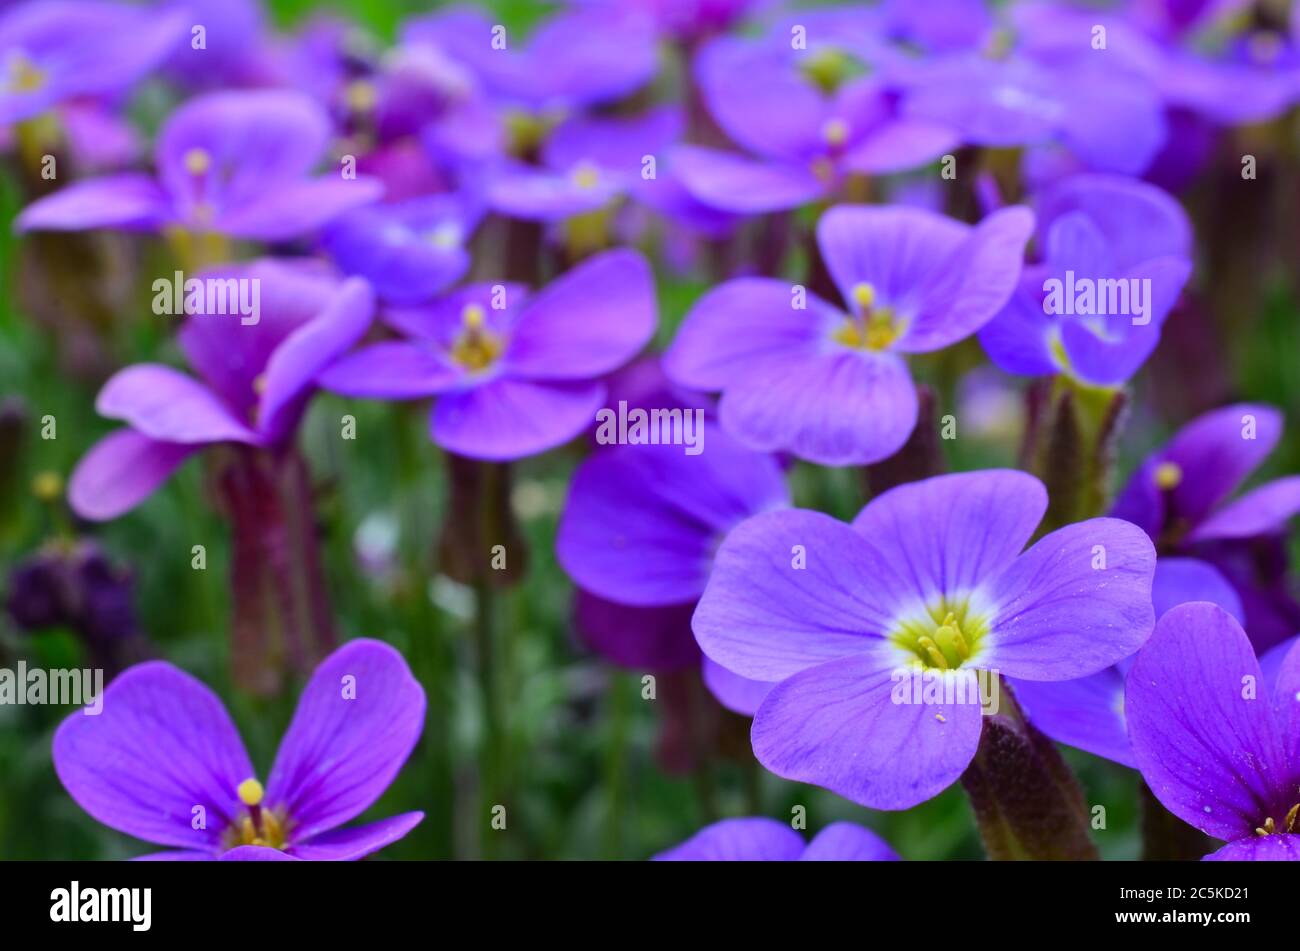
(604, 671, 630, 859)
(475, 459, 504, 859)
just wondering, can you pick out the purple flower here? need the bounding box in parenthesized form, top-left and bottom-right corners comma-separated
(558, 419, 789, 672)
(16, 90, 382, 241)
(53, 639, 425, 860)
(323, 192, 482, 303)
(695, 470, 1156, 809)
(1127, 601, 1300, 860)
(402, 6, 657, 114)
(654, 817, 899, 861)
(674, 15, 958, 214)
(68, 262, 374, 520)
(978, 174, 1192, 387)
(1012, 555, 1245, 769)
(485, 106, 681, 223)
(0, 0, 186, 125)
(664, 204, 1033, 465)
(319, 249, 655, 460)
(1110, 403, 1300, 648)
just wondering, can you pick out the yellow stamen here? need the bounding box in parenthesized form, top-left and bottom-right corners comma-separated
(252, 374, 267, 396)
(1287, 803, 1299, 833)
(31, 470, 62, 502)
(851, 283, 875, 312)
(7, 53, 45, 93)
(450, 304, 503, 372)
(917, 636, 949, 670)
(344, 79, 377, 113)
(183, 147, 211, 176)
(462, 304, 485, 330)
(1256, 816, 1275, 836)
(237, 778, 264, 808)
(932, 612, 970, 660)
(1153, 461, 1183, 491)
(822, 118, 849, 148)
(571, 162, 600, 189)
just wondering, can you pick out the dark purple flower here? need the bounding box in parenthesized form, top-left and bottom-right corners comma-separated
(323, 192, 482, 303)
(319, 249, 655, 460)
(16, 90, 382, 241)
(978, 174, 1192, 386)
(1013, 554, 1245, 768)
(160, 0, 280, 89)
(695, 470, 1156, 809)
(68, 262, 374, 520)
(674, 13, 958, 214)
(0, 0, 186, 125)
(654, 817, 899, 861)
(665, 204, 1033, 465)
(1110, 403, 1300, 648)
(1127, 601, 1300, 860)
(53, 639, 425, 860)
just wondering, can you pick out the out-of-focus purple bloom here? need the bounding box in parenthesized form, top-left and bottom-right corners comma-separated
(665, 204, 1032, 465)
(978, 174, 1192, 387)
(53, 639, 425, 861)
(1127, 602, 1300, 860)
(1013, 554, 1245, 768)
(565, 0, 762, 41)
(68, 262, 374, 520)
(558, 419, 788, 675)
(16, 90, 382, 241)
(902, 4, 1168, 176)
(402, 6, 657, 115)
(160, 0, 280, 89)
(320, 250, 655, 460)
(486, 106, 680, 223)
(1110, 403, 1300, 649)
(675, 13, 958, 213)
(0, 0, 186, 125)
(695, 470, 1156, 809)
(323, 192, 482, 303)
(654, 817, 899, 861)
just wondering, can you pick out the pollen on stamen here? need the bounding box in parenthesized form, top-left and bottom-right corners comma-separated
(1153, 461, 1182, 491)
(237, 777, 264, 808)
(462, 303, 486, 330)
(851, 283, 875, 313)
(183, 147, 211, 176)
(822, 118, 850, 148)
(571, 163, 600, 189)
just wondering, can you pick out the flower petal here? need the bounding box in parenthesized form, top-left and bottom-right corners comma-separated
(95, 364, 258, 445)
(504, 249, 657, 381)
(53, 661, 253, 851)
(14, 174, 170, 232)
(1126, 602, 1291, 842)
(653, 817, 805, 861)
(1011, 669, 1134, 768)
(219, 846, 300, 861)
(663, 277, 837, 392)
(266, 640, 425, 840)
(1204, 835, 1300, 861)
(801, 822, 900, 861)
(850, 470, 1047, 603)
(318, 342, 461, 399)
(673, 145, 825, 214)
(431, 377, 605, 461)
(982, 517, 1156, 680)
(1162, 403, 1283, 527)
(215, 177, 384, 241)
(68, 430, 198, 521)
(290, 812, 424, 861)
(702, 657, 775, 716)
(1152, 557, 1244, 623)
(752, 654, 984, 810)
(575, 594, 700, 672)
(719, 349, 918, 466)
(1190, 477, 1300, 543)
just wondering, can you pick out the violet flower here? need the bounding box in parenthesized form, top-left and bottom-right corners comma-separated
(0, 0, 186, 126)
(1111, 403, 1300, 649)
(1127, 601, 1300, 860)
(15, 89, 381, 243)
(53, 639, 425, 860)
(694, 469, 1156, 809)
(675, 12, 959, 214)
(654, 817, 898, 861)
(1012, 555, 1245, 768)
(319, 249, 655, 461)
(664, 204, 1033, 465)
(978, 174, 1193, 387)
(323, 191, 482, 303)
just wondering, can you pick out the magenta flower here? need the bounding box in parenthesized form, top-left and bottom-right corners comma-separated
(16, 89, 382, 241)
(319, 249, 656, 460)
(664, 204, 1032, 465)
(0, 0, 186, 125)
(1127, 602, 1300, 861)
(68, 262, 374, 521)
(978, 174, 1192, 387)
(695, 470, 1156, 809)
(54, 639, 425, 861)
(654, 817, 898, 861)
